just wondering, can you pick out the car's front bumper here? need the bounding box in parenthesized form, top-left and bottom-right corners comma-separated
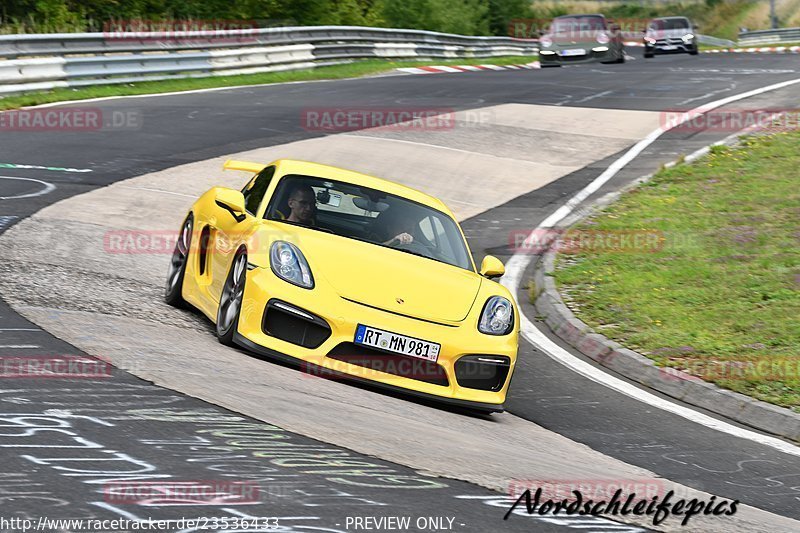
(645, 40, 696, 53)
(234, 267, 518, 411)
(539, 46, 616, 65)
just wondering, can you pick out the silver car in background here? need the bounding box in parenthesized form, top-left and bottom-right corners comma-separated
(644, 17, 699, 58)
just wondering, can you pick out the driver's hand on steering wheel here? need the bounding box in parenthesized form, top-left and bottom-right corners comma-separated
(386, 232, 413, 245)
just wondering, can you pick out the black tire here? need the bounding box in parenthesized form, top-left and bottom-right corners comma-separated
(165, 214, 192, 307)
(644, 52, 654, 59)
(617, 48, 626, 63)
(689, 48, 699, 56)
(216, 248, 247, 346)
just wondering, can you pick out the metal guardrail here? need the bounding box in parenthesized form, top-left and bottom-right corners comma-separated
(697, 34, 736, 47)
(0, 26, 539, 95)
(739, 27, 800, 45)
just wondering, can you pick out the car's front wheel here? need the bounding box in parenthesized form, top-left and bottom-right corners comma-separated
(165, 214, 192, 307)
(216, 248, 247, 346)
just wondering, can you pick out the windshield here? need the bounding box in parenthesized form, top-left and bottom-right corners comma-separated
(649, 18, 690, 31)
(266, 174, 473, 271)
(550, 16, 606, 38)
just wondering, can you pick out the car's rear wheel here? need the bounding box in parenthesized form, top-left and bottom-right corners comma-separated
(165, 214, 192, 307)
(617, 48, 626, 63)
(216, 249, 247, 346)
(644, 51, 654, 58)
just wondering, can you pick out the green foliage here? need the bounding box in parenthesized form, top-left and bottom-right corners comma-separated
(487, 0, 532, 36)
(381, 0, 489, 35)
(0, 0, 529, 36)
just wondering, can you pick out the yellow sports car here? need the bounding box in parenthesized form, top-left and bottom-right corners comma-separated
(165, 159, 518, 411)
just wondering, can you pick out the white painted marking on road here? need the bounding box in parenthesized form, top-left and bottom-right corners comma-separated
(12, 77, 352, 111)
(677, 86, 734, 105)
(0, 328, 41, 331)
(0, 175, 56, 200)
(119, 186, 196, 198)
(0, 162, 92, 173)
(502, 77, 800, 457)
(575, 90, 613, 104)
(0, 345, 40, 349)
(0, 216, 18, 231)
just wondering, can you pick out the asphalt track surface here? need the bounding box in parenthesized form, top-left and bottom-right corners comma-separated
(1, 51, 799, 531)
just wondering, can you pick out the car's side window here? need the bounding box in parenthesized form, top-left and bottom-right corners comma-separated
(242, 166, 275, 216)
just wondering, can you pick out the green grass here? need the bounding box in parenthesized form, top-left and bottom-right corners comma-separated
(0, 56, 536, 111)
(551, 132, 800, 411)
(701, 41, 800, 50)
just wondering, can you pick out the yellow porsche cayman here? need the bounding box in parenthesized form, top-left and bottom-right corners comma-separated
(165, 159, 518, 412)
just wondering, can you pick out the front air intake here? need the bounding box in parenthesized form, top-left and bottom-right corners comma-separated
(262, 299, 331, 349)
(454, 355, 510, 391)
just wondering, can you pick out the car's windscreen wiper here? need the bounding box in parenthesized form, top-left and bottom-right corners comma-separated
(270, 218, 334, 234)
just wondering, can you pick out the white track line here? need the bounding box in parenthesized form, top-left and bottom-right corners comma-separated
(0, 175, 56, 200)
(0, 345, 40, 349)
(502, 77, 800, 457)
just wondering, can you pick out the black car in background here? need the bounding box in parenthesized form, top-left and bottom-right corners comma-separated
(643, 16, 699, 58)
(539, 14, 626, 66)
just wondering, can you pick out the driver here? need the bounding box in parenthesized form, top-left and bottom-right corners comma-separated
(286, 185, 317, 226)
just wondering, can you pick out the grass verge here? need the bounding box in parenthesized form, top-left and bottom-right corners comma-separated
(551, 132, 800, 411)
(0, 56, 536, 111)
(701, 42, 800, 51)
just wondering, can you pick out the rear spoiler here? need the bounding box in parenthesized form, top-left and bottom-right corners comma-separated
(223, 159, 265, 174)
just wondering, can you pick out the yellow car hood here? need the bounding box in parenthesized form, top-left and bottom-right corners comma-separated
(298, 229, 481, 323)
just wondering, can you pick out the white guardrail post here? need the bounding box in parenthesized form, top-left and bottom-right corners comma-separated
(0, 25, 539, 96)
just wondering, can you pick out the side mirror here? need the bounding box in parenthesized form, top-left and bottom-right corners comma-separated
(479, 255, 505, 279)
(215, 188, 246, 221)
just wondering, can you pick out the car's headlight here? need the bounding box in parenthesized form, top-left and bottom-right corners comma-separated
(596, 32, 610, 44)
(270, 241, 314, 289)
(478, 296, 514, 335)
(540, 35, 552, 48)
(682, 33, 694, 42)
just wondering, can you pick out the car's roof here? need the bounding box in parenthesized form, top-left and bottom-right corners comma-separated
(554, 13, 605, 19)
(651, 16, 690, 21)
(269, 159, 452, 215)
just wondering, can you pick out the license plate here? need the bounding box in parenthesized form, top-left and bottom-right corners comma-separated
(560, 48, 587, 57)
(661, 45, 677, 50)
(355, 324, 440, 362)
